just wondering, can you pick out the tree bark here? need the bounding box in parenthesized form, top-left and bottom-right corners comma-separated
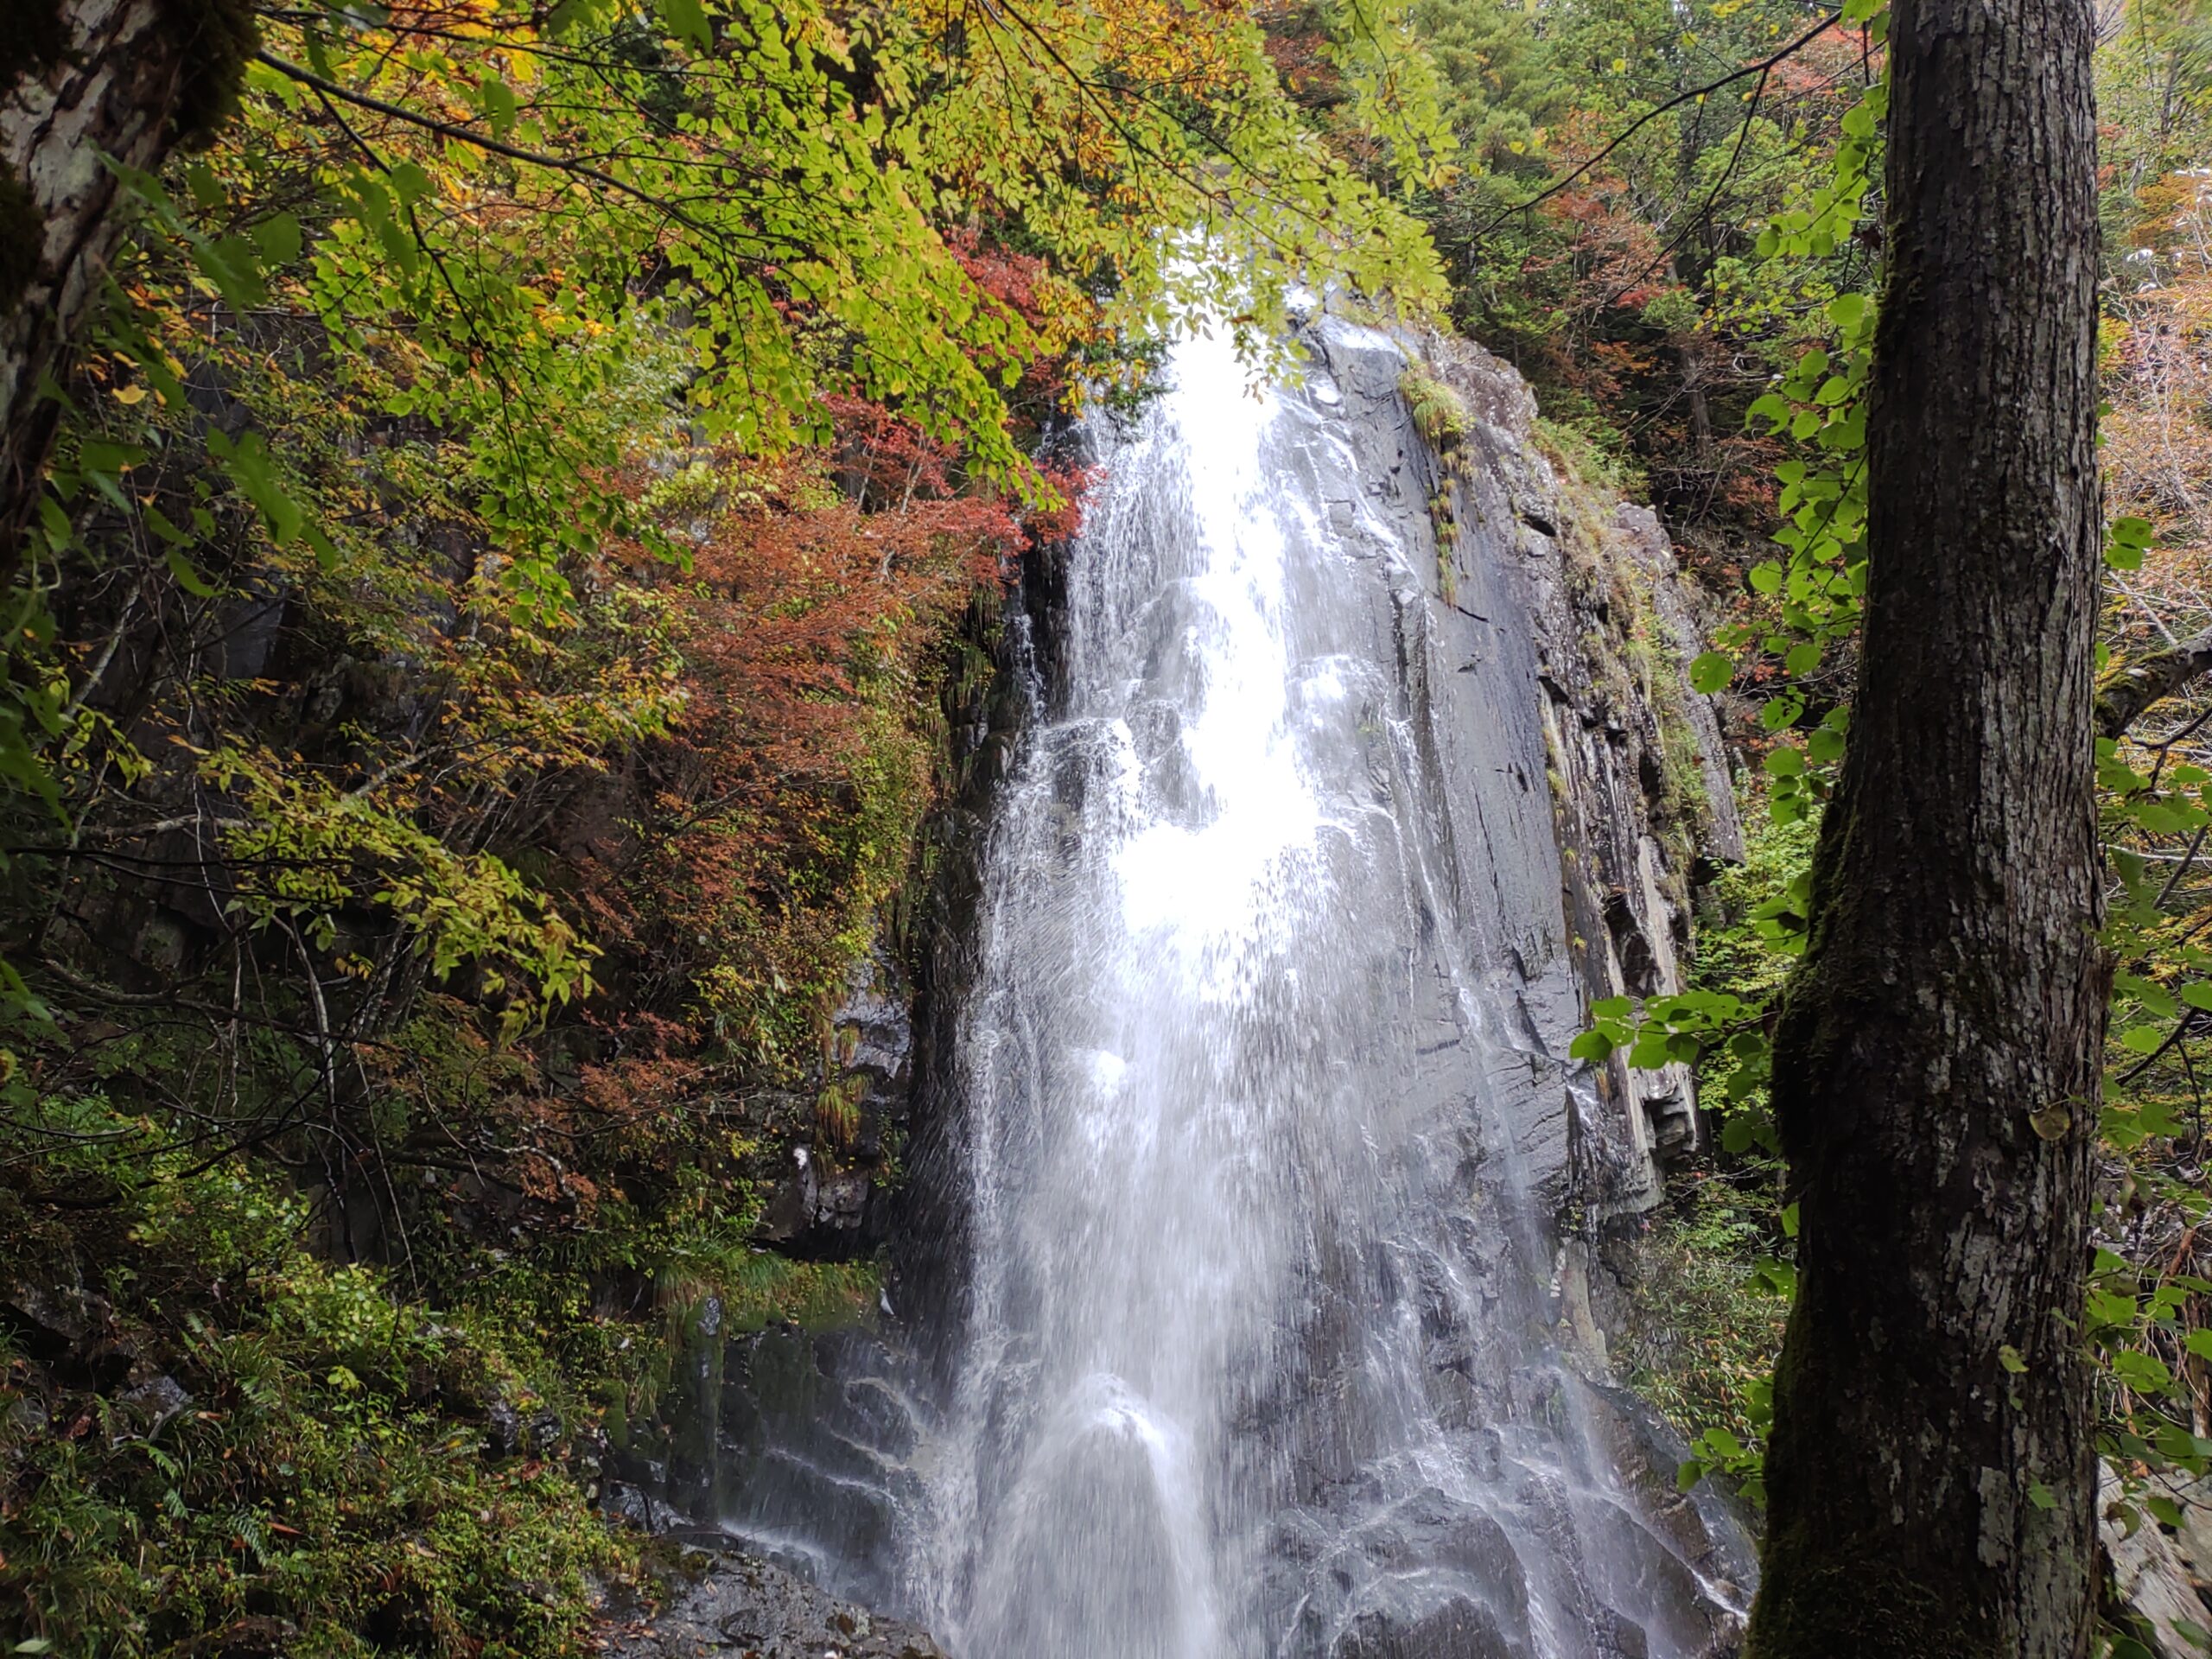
(1744, 1, 2107, 1656)
(0, 0, 253, 559)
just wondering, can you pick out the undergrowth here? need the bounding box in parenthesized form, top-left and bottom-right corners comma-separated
(0, 1104, 880, 1657)
(1614, 1173, 1789, 1483)
(1615, 801, 1813, 1506)
(1, 1125, 624, 1658)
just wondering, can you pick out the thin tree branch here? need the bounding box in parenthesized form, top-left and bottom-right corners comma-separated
(254, 51, 694, 225)
(1472, 11, 1844, 239)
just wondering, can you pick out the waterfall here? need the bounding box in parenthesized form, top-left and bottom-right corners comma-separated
(710, 318, 1748, 1659)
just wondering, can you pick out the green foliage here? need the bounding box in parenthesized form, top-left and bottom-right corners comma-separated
(1586, 798, 1809, 1503)
(1530, 415, 1643, 499)
(1575, 802, 1813, 1151)
(1617, 1174, 1789, 1507)
(1399, 361, 1471, 451)
(0, 1127, 626, 1657)
(1408, 0, 1881, 540)
(1406, 0, 1565, 168)
(1313, 0, 1465, 194)
(2100, 0, 2212, 259)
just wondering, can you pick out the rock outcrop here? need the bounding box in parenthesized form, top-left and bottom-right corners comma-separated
(1298, 313, 1741, 1222)
(597, 1547, 944, 1659)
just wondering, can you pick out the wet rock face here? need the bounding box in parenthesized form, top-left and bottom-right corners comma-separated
(1332, 1592, 1529, 1659)
(598, 1548, 945, 1659)
(750, 944, 919, 1258)
(1276, 1485, 1535, 1659)
(1298, 317, 1741, 1224)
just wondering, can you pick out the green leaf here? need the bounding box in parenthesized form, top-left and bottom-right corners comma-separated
(1748, 562, 1783, 595)
(658, 0, 711, 50)
(1745, 392, 1788, 429)
(1700, 1427, 1745, 1459)
(194, 233, 268, 311)
(1753, 1257, 1797, 1298)
(1759, 695, 1803, 732)
(2027, 1480, 2056, 1511)
(1688, 651, 1733, 695)
(185, 162, 224, 211)
(207, 429, 306, 547)
(1764, 746, 1805, 778)
(2120, 972, 2180, 1018)
(253, 212, 302, 268)
(480, 74, 519, 137)
(1567, 1030, 1614, 1064)
(165, 547, 220, 599)
(1999, 1344, 2027, 1374)
(2113, 1350, 2177, 1393)
(387, 161, 434, 206)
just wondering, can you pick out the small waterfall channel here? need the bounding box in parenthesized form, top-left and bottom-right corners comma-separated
(707, 318, 1749, 1659)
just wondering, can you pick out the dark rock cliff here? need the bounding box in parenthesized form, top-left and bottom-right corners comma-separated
(1294, 314, 1742, 1230)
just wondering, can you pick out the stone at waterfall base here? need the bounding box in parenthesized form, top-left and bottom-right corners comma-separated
(594, 1545, 944, 1659)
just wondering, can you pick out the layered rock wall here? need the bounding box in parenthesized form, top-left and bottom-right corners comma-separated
(1297, 315, 1741, 1224)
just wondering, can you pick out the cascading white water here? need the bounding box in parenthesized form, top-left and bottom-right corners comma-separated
(880, 323, 1736, 1659)
(703, 316, 1748, 1659)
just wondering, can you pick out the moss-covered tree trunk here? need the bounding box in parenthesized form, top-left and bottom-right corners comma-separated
(1743, 2, 2107, 1656)
(0, 0, 251, 556)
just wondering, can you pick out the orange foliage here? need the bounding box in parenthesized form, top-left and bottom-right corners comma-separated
(573, 410, 1031, 1073)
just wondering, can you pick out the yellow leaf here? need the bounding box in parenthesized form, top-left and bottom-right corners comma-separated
(112, 383, 147, 405)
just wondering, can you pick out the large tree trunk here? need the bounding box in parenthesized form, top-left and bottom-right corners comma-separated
(1743, 2, 2107, 1656)
(0, 0, 252, 558)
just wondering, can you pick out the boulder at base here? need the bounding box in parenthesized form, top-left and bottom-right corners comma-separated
(597, 1547, 944, 1659)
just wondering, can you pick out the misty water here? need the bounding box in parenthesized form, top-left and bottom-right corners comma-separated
(716, 324, 1744, 1659)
